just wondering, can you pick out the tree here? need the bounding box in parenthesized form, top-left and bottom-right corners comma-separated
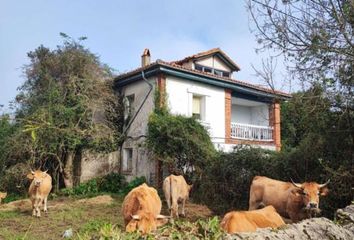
(12, 35, 123, 188)
(146, 91, 216, 180)
(248, 0, 353, 110)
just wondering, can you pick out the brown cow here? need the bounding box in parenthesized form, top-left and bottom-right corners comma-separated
(163, 174, 192, 218)
(0, 192, 7, 203)
(221, 205, 285, 233)
(122, 183, 169, 234)
(249, 176, 329, 222)
(27, 170, 52, 217)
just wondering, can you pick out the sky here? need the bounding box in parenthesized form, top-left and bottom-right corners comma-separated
(0, 0, 289, 113)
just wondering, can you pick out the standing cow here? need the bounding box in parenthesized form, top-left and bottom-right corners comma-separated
(249, 176, 329, 222)
(27, 169, 52, 217)
(163, 174, 192, 218)
(122, 183, 169, 234)
(221, 205, 285, 233)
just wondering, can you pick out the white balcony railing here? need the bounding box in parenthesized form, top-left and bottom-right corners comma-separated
(231, 122, 273, 141)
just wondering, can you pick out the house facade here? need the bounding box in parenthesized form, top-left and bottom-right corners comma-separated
(114, 48, 290, 184)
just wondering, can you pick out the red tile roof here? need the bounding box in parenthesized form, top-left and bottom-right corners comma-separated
(115, 59, 291, 98)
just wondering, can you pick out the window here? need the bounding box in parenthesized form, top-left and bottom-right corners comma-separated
(192, 94, 205, 121)
(222, 72, 230, 78)
(194, 64, 230, 78)
(122, 148, 133, 172)
(195, 64, 203, 71)
(123, 94, 135, 123)
(204, 67, 212, 73)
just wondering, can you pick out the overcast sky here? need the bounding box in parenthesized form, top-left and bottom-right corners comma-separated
(0, 0, 290, 113)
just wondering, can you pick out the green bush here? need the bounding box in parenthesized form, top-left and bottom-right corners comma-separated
(121, 176, 146, 195)
(60, 174, 145, 197)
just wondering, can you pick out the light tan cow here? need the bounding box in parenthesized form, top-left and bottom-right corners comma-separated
(0, 192, 7, 203)
(249, 176, 329, 222)
(163, 174, 192, 218)
(122, 183, 169, 234)
(221, 205, 285, 233)
(27, 169, 52, 217)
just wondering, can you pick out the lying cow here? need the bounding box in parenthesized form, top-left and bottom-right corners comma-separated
(27, 169, 52, 217)
(163, 174, 192, 218)
(0, 192, 7, 203)
(249, 176, 329, 222)
(221, 205, 285, 233)
(122, 183, 169, 234)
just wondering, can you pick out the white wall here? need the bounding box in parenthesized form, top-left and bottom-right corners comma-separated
(195, 55, 231, 72)
(120, 77, 157, 182)
(166, 75, 225, 143)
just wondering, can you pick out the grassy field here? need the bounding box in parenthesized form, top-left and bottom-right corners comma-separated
(0, 195, 213, 240)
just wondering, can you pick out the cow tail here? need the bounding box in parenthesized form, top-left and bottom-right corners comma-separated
(169, 176, 172, 212)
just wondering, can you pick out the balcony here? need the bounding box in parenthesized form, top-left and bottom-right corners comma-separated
(231, 122, 273, 141)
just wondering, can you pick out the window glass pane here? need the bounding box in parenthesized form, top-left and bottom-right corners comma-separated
(214, 70, 222, 76)
(123, 148, 133, 171)
(222, 72, 230, 78)
(195, 64, 203, 71)
(193, 96, 201, 114)
(204, 67, 212, 73)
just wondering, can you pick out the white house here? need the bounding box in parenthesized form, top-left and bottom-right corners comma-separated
(114, 48, 290, 184)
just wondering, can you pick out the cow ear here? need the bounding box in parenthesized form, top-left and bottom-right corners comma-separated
(291, 188, 303, 197)
(320, 187, 329, 196)
(27, 173, 34, 180)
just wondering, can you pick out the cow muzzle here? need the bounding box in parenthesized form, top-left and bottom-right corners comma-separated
(34, 180, 41, 186)
(306, 202, 318, 210)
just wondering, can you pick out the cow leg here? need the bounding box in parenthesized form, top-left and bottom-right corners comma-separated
(35, 198, 41, 217)
(31, 198, 36, 217)
(43, 197, 48, 214)
(180, 199, 186, 217)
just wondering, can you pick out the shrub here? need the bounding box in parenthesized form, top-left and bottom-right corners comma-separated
(0, 163, 31, 196)
(60, 174, 145, 197)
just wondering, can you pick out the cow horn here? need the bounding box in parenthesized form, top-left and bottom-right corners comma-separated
(156, 214, 170, 219)
(31, 169, 35, 174)
(43, 169, 48, 173)
(319, 179, 330, 188)
(131, 214, 140, 220)
(290, 178, 302, 188)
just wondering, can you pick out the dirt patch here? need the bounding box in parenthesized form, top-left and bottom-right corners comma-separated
(185, 202, 213, 221)
(77, 195, 113, 205)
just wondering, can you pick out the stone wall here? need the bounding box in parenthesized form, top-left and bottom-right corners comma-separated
(79, 150, 119, 183)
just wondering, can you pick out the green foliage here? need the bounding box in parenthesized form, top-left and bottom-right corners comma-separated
(76, 217, 224, 240)
(147, 110, 216, 179)
(60, 174, 145, 197)
(121, 176, 146, 195)
(4, 35, 123, 189)
(194, 148, 281, 214)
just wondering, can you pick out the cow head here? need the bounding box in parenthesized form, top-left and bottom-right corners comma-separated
(126, 212, 169, 234)
(0, 192, 7, 203)
(27, 170, 49, 187)
(291, 179, 330, 210)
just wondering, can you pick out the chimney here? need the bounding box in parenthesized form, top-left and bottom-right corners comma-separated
(141, 48, 151, 67)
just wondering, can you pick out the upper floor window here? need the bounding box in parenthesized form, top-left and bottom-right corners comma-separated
(123, 94, 135, 123)
(192, 95, 206, 121)
(194, 64, 230, 78)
